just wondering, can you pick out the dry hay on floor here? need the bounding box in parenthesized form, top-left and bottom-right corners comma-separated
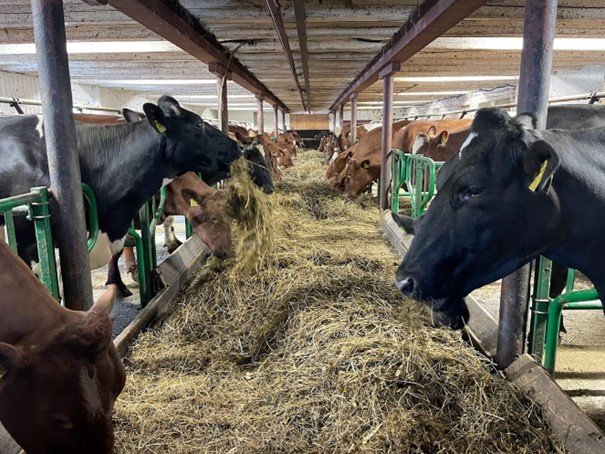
(115, 150, 560, 453)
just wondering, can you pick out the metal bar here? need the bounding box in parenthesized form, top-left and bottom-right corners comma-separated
(217, 75, 229, 134)
(106, 0, 288, 112)
(293, 0, 311, 111)
(127, 227, 149, 307)
(528, 256, 553, 357)
(266, 0, 308, 111)
(81, 183, 99, 252)
(495, 0, 558, 369)
(329, 0, 487, 111)
(350, 93, 358, 144)
(137, 202, 153, 305)
(257, 95, 265, 135)
(29, 187, 60, 300)
(0, 96, 121, 114)
(31, 0, 93, 310)
(0, 192, 40, 212)
(274, 106, 279, 137)
(3, 211, 18, 252)
(379, 63, 399, 210)
(543, 288, 600, 374)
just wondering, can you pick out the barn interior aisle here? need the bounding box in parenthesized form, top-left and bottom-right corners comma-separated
(114, 149, 558, 453)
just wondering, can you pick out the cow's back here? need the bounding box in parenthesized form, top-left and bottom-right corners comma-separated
(546, 104, 605, 130)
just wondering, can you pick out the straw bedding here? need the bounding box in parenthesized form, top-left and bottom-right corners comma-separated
(114, 150, 560, 453)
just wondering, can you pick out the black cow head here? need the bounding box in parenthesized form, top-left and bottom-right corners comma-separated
(395, 108, 561, 305)
(244, 144, 274, 194)
(143, 96, 241, 176)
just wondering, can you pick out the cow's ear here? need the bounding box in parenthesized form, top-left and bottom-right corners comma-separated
(361, 159, 371, 169)
(235, 131, 245, 141)
(438, 130, 449, 146)
(182, 189, 203, 207)
(122, 108, 145, 123)
(0, 343, 23, 372)
(158, 95, 182, 117)
(143, 103, 168, 134)
(514, 112, 537, 130)
(426, 125, 437, 137)
(524, 140, 560, 193)
(391, 213, 418, 235)
(89, 284, 118, 317)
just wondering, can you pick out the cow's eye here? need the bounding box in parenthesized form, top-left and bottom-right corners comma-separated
(195, 122, 203, 129)
(458, 187, 480, 202)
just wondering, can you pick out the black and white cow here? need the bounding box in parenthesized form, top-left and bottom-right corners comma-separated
(0, 95, 240, 296)
(395, 107, 605, 324)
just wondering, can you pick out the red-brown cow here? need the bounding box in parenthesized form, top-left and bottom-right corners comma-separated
(343, 119, 472, 197)
(0, 241, 125, 454)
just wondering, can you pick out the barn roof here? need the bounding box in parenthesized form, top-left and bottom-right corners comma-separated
(0, 0, 604, 113)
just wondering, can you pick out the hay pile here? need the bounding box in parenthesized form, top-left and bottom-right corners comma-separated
(115, 150, 559, 453)
(226, 157, 274, 276)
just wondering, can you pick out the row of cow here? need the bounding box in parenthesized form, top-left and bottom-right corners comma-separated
(0, 95, 302, 452)
(322, 118, 472, 198)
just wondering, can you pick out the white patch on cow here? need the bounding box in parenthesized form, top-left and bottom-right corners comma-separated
(162, 178, 174, 187)
(458, 132, 477, 160)
(79, 367, 103, 417)
(411, 135, 426, 155)
(34, 116, 44, 139)
(329, 151, 339, 164)
(89, 232, 125, 270)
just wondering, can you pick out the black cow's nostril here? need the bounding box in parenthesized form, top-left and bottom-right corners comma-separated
(397, 277, 415, 296)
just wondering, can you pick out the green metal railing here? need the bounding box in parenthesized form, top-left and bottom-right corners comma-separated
(391, 151, 444, 218)
(529, 256, 602, 374)
(0, 187, 60, 299)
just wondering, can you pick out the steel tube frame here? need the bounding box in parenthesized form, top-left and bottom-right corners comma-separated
(217, 75, 229, 134)
(495, 0, 557, 368)
(257, 94, 265, 135)
(379, 64, 399, 210)
(350, 93, 358, 144)
(31, 0, 93, 310)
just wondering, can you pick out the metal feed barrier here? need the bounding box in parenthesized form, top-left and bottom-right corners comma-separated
(389, 153, 604, 375)
(529, 257, 603, 374)
(391, 151, 443, 219)
(0, 184, 171, 307)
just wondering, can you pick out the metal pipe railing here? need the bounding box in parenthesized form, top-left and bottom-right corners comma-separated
(0, 96, 121, 114)
(398, 91, 605, 121)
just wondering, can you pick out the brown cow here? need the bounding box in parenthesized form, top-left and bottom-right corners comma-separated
(342, 119, 472, 197)
(330, 120, 410, 191)
(164, 172, 232, 258)
(0, 241, 125, 453)
(258, 133, 293, 169)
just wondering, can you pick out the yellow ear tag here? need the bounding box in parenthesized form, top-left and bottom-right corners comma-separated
(190, 199, 199, 207)
(529, 160, 548, 192)
(155, 121, 167, 134)
(440, 131, 449, 145)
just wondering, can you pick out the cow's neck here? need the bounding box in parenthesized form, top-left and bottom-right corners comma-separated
(77, 121, 174, 240)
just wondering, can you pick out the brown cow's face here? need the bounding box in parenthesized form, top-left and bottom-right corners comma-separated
(185, 190, 232, 259)
(274, 149, 294, 168)
(0, 287, 125, 454)
(344, 159, 373, 197)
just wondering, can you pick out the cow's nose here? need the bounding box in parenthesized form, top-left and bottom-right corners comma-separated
(214, 250, 228, 260)
(396, 277, 416, 297)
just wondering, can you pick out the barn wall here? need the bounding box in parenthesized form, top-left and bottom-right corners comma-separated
(290, 113, 329, 130)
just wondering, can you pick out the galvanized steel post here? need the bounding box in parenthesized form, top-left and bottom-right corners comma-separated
(274, 106, 279, 136)
(379, 62, 401, 210)
(257, 94, 265, 135)
(31, 0, 93, 310)
(495, 0, 557, 368)
(350, 93, 358, 144)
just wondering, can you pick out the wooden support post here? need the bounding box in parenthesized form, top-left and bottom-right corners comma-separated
(379, 62, 401, 210)
(31, 0, 93, 310)
(209, 62, 231, 135)
(495, 0, 557, 369)
(274, 106, 279, 136)
(338, 105, 344, 132)
(282, 109, 287, 132)
(257, 94, 265, 135)
(350, 93, 358, 144)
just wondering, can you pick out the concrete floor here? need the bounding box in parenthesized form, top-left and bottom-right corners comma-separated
(472, 278, 605, 430)
(91, 218, 188, 338)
